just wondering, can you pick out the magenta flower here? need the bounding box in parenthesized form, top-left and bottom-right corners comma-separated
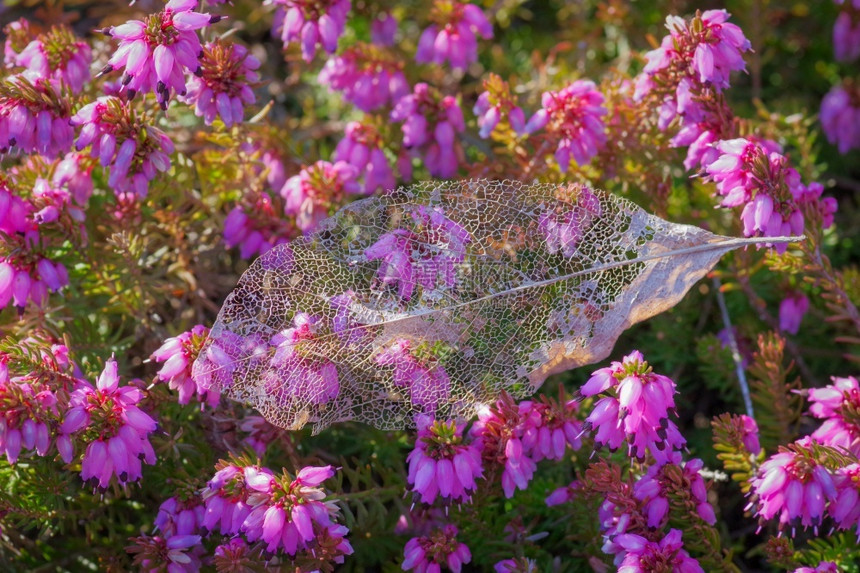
(365, 205, 470, 301)
(0, 363, 61, 464)
(182, 39, 259, 126)
(808, 376, 860, 455)
(779, 292, 809, 335)
(239, 415, 282, 457)
(375, 339, 451, 414)
(524, 80, 607, 172)
(104, 0, 217, 108)
(265, 313, 340, 410)
(52, 152, 95, 206)
(319, 43, 410, 112)
(333, 121, 396, 193)
(63, 357, 158, 488)
(612, 529, 704, 573)
(747, 437, 838, 535)
(72, 96, 174, 198)
(154, 495, 204, 538)
(633, 455, 717, 528)
(270, 0, 351, 62)
(126, 534, 205, 572)
(581, 350, 685, 462)
(3, 19, 31, 65)
(390, 83, 465, 178)
(280, 160, 360, 233)
(738, 414, 762, 455)
(13, 25, 91, 94)
(0, 71, 73, 157)
(831, 463, 860, 538)
(494, 558, 538, 573)
(545, 481, 580, 507)
(415, 0, 493, 70)
(834, 4, 860, 62)
(820, 82, 860, 154)
(406, 417, 484, 504)
(474, 74, 526, 138)
(402, 524, 471, 573)
(517, 396, 582, 462)
(538, 187, 602, 257)
(223, 191, 296, 259)
(151, 325, 219, 408)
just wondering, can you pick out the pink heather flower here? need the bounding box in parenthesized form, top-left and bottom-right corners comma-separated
(793, 562, 840, 573)
(270, 0, 351, 62)
(319, 43, 410, 111)
(469, 395, 539, 498)
(0, 71, 73, 157)
(796, 181, 838, 230)
(778, 292, 809, 335)
(538, 186, 602, 258)
(280, 160, 360, 233)
(364, 204, 470, 301)
(391, 83, 465, 178)
(104, 0, 218, 109)
(402, 524, 471, 573)
(223, 200, 294, 259)
(203, 461, 351, 560)
(612, 529, 704, 573)
(831, 463, 860, 538)
(633, 455, 717, 528)
(375, 340, 452, 414)
(581, 350, 685, 462)
(333, 122, 396, 193)
(524, 80, 607, 172)
(71, 96, 174, 198)
(182, 39, 259, 126)
(545, 481, 580, 507)
(126, 534, 204, 572)
(151, 325, 219, 408)
(0, 366, 61, 464)
(474, 74, 526, 138)
(820, 83, 860, 154)
(518, 396, 583, 462)
(834, 4, 860, 62)
(371, 12, 398, 46)
(704, 138, 808, 251)
(808, 376, 860, 455)
(52, 152, 95, 206)
(738, 414, 762, 455)
(265, 313, 340, 410)
(154, 495, 205, 538)
(747, 437, 838, 535)
(406, 417, 484, 504)
(64, 357, 158, 488)
(415, 0, 493, 70)
(13, 25, 91, 94)
(3, 19, 32, 65)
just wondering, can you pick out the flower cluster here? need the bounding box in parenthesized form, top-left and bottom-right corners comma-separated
(474, 73, 526, 138)
(580, 350, 685, 463)
(833, 1, 860, 62)
(151, 325, 219, 408)
(182, 39, 259, 127)
(9, 25, 91, 94)
(704, 138, 824, 247)
(406, 417, 483, 504)
(271, 0, 351, 62)
(280, 160, 360, 233)
(470, 392, 581, 498)
(416, 0, 493, 70)
(200, 460, 352, 563)
(820, 81, 860, 154)
(318, 44, 410, 112)
(60, 358, 158, 488)
(0, 71, 73, 157)
(611, 529, 704, 572)
(364, 205, 470, 301)
(391, 83, 465, 178)
(105, 0, 217, 108)
(402, 524, 471, 573)
(375, 339, 451, 414)
(72, 96, 173, 198)
(747, 437, 837, 535)
(633, 455, 717, 528)
(779, 292, 810, 335)
(807, 375, 860, 455)
(633, 10, 751, 170)
(333, 121, 397, 192)
(223, 194, 296, 259)
(524, 80, 607, 172)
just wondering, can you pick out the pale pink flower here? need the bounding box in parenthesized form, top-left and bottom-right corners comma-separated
(13, 25, 91, 94)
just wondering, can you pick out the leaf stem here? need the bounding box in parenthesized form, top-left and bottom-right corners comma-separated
(712, 277, 754, 419)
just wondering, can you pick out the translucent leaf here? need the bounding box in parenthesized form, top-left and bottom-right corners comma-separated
(192, 180, 797, 432)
